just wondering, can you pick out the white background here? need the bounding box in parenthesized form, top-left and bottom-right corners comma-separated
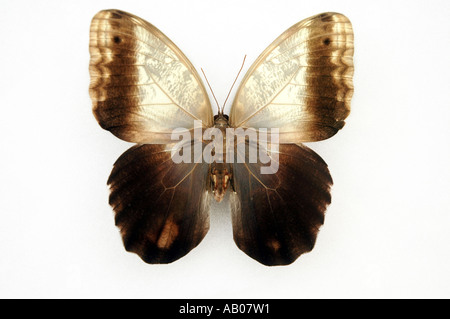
(0, 0, 449, 298)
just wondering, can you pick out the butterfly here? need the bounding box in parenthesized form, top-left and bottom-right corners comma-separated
(89, 9, 354, 266)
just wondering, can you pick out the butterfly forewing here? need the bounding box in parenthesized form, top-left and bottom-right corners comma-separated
(229, 12, 354, 143)
(89, 9, 213, 144)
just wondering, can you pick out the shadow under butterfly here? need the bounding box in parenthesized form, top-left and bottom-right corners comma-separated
(89, 9, 354, 266)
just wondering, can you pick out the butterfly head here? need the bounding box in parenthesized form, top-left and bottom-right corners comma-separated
(213, 113, 229, 127)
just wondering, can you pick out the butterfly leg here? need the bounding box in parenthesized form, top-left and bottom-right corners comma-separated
(229, 164, 236, 193)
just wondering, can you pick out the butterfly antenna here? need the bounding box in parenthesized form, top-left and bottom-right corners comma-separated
(201, 67, 221, 114)
(222, 55, 247, 114)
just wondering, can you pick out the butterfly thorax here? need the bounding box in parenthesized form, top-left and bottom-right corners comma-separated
(210, 114, 232, 203)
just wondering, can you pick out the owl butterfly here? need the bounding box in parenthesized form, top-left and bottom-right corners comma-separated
(89, 9, 354, 266)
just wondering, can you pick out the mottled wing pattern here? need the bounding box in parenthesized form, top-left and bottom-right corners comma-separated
(89, 9, 213, 143)
(230, 12, 354, 143)
(230, 143, 333, 265)
(108, 141, 211, 263)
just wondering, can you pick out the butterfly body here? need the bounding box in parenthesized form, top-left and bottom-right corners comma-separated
(89, 9, 354, 266)
(209, 114, 232, 203)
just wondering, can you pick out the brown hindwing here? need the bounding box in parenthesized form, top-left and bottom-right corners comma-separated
(108, 142, 211, 263)
(230, 143, 333, 266)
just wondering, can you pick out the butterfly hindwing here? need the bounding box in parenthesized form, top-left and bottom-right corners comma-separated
(230, 142, 333, 266)
(108, 141, 211, 263)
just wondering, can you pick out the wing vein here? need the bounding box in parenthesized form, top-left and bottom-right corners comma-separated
(234, 64, 302, 128)
(146, 72, 201, 121)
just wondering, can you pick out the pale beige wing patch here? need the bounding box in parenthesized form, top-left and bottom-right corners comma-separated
(230, 12, 354, 143)
(89, 10, 213, 143)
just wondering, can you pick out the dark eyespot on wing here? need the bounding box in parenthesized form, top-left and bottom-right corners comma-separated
(110, 12, 123, 19)
(319, 13, 334, 22)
